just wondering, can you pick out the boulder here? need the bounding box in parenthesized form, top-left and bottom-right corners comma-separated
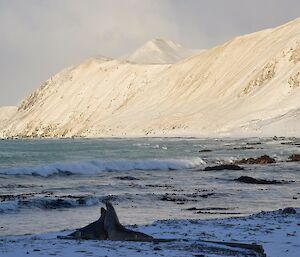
(204, 164, 244, 171)
(281, 207, 297, 214)
(234, 155, 275, 165)
(288, 154, 300, 162)
(234, 176, 283, 185)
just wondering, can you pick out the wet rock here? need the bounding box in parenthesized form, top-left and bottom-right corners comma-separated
(280, 141, 295, 145)
(199, 149, 212, 152)
(204, 164, 244, 171)
(145, 184, 174, 188)
(234, 155, 275, 165)
(196, 211, 241, 215)
(233, 146, 255, 150)
(287, 154, 300, 162)
(185, 207, 232, 211)
(234, 176, 283, 185)
(281, 207, 297, 214)
(114, 176, 139, 181)
(160, 192, 215, 203)
(185, 207, 239, 214)
(246, 142, 262, 145)
(186, 207, 198, 211)
(0, 192, 37, 201)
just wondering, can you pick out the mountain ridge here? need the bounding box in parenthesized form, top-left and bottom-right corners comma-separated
(0, 17, 300, 138)
(121, 38, 199, 64)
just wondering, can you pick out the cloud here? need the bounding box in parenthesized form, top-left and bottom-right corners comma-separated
(0, 0, 300, 105)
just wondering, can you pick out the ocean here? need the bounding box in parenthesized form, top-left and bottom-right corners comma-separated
(0, 137, 299, 236)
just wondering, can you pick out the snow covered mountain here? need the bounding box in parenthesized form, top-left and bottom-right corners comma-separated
(0, 17, 300, 138)
(122, 38, 199, 64)
(0, 106, 17, 130)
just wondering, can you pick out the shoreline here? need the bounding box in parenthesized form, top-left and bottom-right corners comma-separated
(1, 208, 299, 257)
(1, 135, 299, 141)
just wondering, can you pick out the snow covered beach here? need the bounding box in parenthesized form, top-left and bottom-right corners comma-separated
(0, 208, 299, 257)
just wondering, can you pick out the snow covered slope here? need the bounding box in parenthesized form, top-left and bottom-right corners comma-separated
(0, 106, 17, 120)
(0, 106, 17, 132)
(122, 38, 199, 64)
(0, 17, 300, 138)
(0, 106, 17, 138)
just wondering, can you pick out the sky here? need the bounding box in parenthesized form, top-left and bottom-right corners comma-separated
(1, 0, 300, 106)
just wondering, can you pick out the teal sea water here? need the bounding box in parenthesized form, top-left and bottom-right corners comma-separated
(0, 137, 299, 236)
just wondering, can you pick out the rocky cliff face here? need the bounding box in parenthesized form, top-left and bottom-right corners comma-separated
(1, 18, 300, 138)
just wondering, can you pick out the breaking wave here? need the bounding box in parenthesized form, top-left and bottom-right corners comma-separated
(0, 157, 205, 176)
(0, 196, 100, 213)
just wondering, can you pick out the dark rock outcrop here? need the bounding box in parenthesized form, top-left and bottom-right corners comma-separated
(281, 207, 297, 214)
(232, 146, 255, 150)
(288, 154, 300, 162)
(204, 164, 244, 171)
(160, 192, 215, 203)
(114, 176, 139, 181)
(234, 176, 283, 185)
(234, 155, 275, 165)
(199, 149, 212, 152)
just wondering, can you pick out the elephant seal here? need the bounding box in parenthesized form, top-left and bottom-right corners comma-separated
(104, 201, 154, 242)
(66, 207, 108, 240)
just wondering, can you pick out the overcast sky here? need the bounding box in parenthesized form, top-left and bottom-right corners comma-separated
(1, 0, 300, 106)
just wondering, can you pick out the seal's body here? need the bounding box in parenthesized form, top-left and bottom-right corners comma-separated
(68, 207, 107, 240)
(104, 202, 153, 242)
